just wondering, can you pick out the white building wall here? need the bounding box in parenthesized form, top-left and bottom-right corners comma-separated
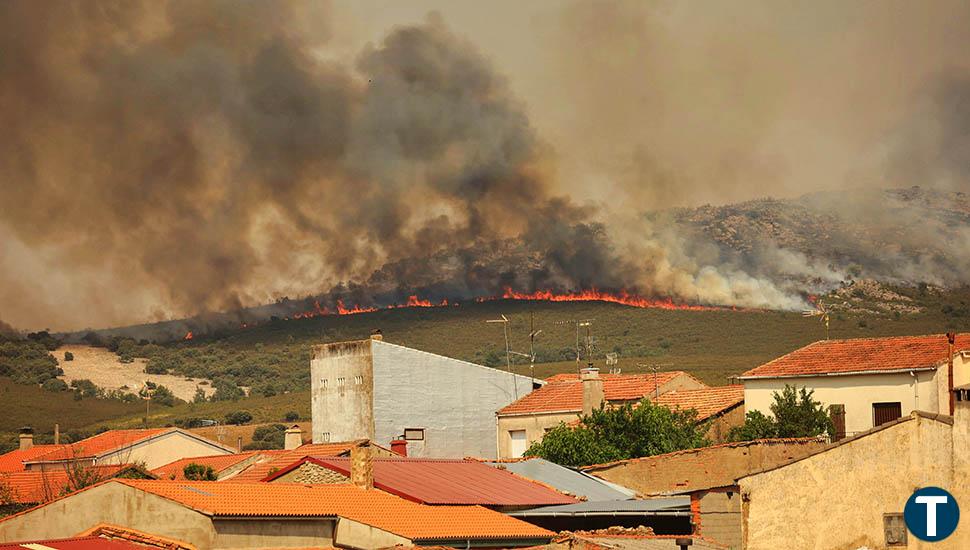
(371, 340, 537, 459)
(743, 369, 942, 436)
(310, 340, 376, 444)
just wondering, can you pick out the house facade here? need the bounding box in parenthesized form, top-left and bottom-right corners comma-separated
(310, 335, 539, 459)
(740, 333, 970, 439)
(495, 369, 708, 459)
(738, 402, 970, 549)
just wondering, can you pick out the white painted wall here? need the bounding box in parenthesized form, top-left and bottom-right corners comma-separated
(371, 340, 538, 459)
(311, 339, 538, 458)
(743, 369, 942, 436)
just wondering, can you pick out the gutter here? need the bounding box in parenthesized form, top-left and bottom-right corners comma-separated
(739, 366, 938, 381)
(510, 510, 692, 518)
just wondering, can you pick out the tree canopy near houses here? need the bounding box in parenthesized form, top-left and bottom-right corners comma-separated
(729, 384, 834, 441)
(524, 400, 709, 467)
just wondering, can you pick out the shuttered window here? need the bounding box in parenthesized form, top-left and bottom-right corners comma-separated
(829, 404, 846, 441)
(873, 402, 902, 427)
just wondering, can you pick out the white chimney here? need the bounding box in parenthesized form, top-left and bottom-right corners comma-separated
(284, 425, 303, 450)
(19, 427, 34, 451)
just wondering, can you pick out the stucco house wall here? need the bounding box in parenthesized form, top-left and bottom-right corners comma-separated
(311, 338, 538, 458)
(739, 412, 961, 550)
(743, 369, 942, 437)
(99, 431, 235, 470)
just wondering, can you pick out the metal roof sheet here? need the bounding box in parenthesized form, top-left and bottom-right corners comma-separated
(509, 497, 691, 517)
(484, 458, 635, 501)
(278, 456, 577, 506)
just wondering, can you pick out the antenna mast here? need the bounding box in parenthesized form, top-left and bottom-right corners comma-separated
(487, 314, 518, 399)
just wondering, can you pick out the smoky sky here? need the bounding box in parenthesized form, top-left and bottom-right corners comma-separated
(2, 0, 970, 331)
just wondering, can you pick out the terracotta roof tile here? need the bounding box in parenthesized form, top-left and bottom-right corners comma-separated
(0, 446, 65, 473)
(267, 456, 577, 506)
(152, 452, 261, 481)
(27, 429, 173, 462)
(225, 441, 363, 482)
(115, 479, 554, 541)
(79, 523, 197, 550)
(0, 464, 133, 504)
(499, 372, 698, 415)
(653, 385, 744, 420)
(741, 333, 970, 378)
(0, 536, 145, 549)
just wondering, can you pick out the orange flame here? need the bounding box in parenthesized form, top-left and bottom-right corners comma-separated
(183, 331, 193, 340)
(493, 287, 717, 311)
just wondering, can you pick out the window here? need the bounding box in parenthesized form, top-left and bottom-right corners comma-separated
(320, 379, 328, 389)
(320, 432, 331, 442)
(873, 402, 902, 427)
(404, 428, 425, 441)
(829, 404, 846, 441)
(337, 377, 345, 387)
(354, 375, 363, 385)
(509, 430, 527, 458)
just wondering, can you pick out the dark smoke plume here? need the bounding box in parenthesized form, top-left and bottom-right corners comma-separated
(3, 1, 970, 332)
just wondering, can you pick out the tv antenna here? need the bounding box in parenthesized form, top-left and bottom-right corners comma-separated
(605, 352, 619, 374)
(802, 299, 844, 340)
(527, 312, 542, 383)
(637, 362, 673, 400)
(556, 319, 595, 374)
(487, 314, 520, 399)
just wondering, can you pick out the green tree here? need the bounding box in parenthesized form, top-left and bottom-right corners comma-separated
(150, 384, 178, 407)
(525, 400, 709, 467)
(729, 385, 834, 441)
(211, 378, 244, 401)
(41, 378, 68, 392)
(183, 463, 217, 481)
(63, 351, 74, 362)
(192, 386, 207, 403)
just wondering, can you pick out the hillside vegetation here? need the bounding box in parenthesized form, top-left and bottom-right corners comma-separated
(3, 283, 970, 446)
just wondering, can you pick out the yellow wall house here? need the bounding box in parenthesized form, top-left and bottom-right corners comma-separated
(740, 333, 970, 439)
(19, 428, 236, 472)
(738, 384, 970, 550)
(0, 480, 553, 549)
(495, 368, 708, 459)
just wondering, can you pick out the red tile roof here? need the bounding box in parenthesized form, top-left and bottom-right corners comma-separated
(80, 524, 197, 550)
(740, 333, 970, 379)
(0, 446, 65, 473)
(654, 385, 745, 420)
(498, 372, 700, 415)
(152, 452, 260, 481)
(0, 536, 145, 550)
(225, 441, 364, 482)
(0, 464, 134, 504)
(114, 479, 554, 541)
(267, 456, 578, 506)
(26, 429, 173, 462)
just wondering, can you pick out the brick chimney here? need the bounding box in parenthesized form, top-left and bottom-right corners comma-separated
(350, 441, 374, 490)
(581, 367, 605, 416)
(284, 425, 303, 450)
(18, 427, 33, 451)
(390, 438, 407, 457)
(948, 332, 957, 415)
(370, 329, 383, 342)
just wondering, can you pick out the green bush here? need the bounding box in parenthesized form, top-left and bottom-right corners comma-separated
(225, 411, 253, 425)
(183, 463, 217, 481)
(283, 411, 300, 422)
(63, 351, 74, 362)
(42, 378, 68, 392)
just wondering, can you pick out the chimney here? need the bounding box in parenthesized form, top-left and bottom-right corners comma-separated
(390, 438, 407, 457)
(581, 367, 605, 416)
(949, 332, 957, 415)
(53, 423, 60, 445)
(370, 329, 383, 341)
(284, 425, 303, 450)
(350, 442, 374, 490)
(18, 427, 34, 451)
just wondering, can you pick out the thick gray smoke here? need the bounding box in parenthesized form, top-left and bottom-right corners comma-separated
(2, 1, 969, 332)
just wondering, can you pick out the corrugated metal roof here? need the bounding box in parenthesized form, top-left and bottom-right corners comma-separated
(484, 458, 635, 501)
(276, 456, 577, 506)
(509, 497, 691, 517)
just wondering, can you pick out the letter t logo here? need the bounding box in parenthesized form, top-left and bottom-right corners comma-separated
(916, 495, 949, 537)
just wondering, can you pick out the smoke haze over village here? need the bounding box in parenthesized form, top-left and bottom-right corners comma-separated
(2, 0, 970, 331)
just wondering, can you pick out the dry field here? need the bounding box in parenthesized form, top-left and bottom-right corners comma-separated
(55, 345, 212, 401)
(189, 421, 312, 450)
